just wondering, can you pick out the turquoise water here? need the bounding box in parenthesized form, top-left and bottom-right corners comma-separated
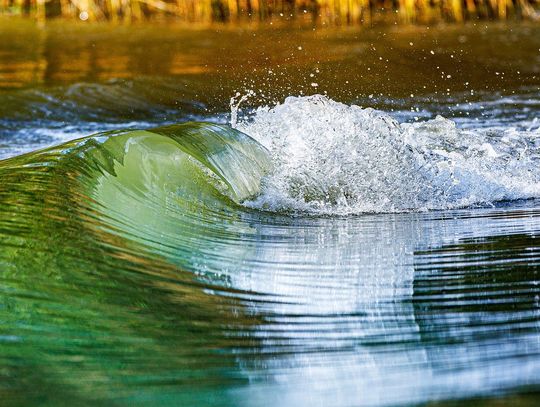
(1, 19, 540, 406)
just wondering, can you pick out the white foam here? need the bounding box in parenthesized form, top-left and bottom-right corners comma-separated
(235, 95, 540, 215)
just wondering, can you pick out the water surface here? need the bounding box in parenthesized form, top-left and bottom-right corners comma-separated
(0, 18, 540, 406)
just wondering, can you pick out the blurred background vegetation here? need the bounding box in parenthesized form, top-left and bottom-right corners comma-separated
(0, 0, 538, 24)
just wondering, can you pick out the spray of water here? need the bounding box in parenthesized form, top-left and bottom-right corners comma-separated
(234, 95, 540, 215)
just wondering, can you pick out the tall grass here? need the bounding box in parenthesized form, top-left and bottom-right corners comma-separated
(0, 0, 538, 23)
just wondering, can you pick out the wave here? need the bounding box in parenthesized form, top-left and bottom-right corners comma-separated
(2, 95, 540, 217)
(2, 121, 270, 204)
(0, 78, 207, 122)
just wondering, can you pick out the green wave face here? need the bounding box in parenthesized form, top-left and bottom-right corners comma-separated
(0, 123, 273, 405)
(90, 123, 271, 240)
(85, 123, 275, 266)
(0, 121, 273, 263)
(89, 122, 273, 205)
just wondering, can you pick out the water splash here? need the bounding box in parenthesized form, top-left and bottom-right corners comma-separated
(230, 90, 256, 128)
(235, 95, 540, 215)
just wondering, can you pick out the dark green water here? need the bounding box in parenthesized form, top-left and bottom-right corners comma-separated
(0, 18, 540, 406)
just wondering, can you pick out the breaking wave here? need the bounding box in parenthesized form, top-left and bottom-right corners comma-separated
(236, 95, 540, 215)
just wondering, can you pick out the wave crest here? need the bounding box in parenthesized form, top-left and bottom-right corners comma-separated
(235, 95, 540, 215)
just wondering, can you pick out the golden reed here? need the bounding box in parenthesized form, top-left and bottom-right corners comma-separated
(0, 0, 538, 24)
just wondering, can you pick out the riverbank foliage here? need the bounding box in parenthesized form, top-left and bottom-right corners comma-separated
(0, 0, 539, 24)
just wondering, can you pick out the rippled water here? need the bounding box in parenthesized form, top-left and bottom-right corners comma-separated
(1, 18, 540, 406)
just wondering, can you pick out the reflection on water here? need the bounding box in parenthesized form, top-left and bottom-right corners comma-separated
(224, 210, 540, 406)
(1, 18, 539, 102)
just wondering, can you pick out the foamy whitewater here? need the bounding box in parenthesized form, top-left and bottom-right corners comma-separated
(234, 95, 540, 215)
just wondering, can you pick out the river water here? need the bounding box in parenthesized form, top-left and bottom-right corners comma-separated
(0, 18, 540, 406)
